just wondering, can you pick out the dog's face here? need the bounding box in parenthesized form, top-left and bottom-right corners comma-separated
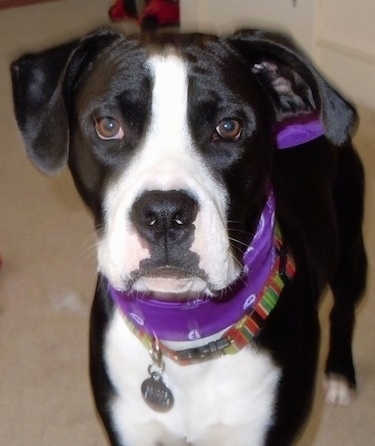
(70, 36, 274, 295)
(11, 29, 357, 299)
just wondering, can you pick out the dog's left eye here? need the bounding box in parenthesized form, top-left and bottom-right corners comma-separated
(214, 119, 242, 141)
(95, 117, 124, 140)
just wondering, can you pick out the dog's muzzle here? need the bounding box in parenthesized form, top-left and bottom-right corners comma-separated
(129, 190, 207, 295)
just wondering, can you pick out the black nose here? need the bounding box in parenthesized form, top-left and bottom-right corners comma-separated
(130, 190, 199, 246)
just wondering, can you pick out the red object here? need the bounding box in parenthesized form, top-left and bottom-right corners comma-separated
(109, 0, 138, 22)
(109, 0, 180, 31)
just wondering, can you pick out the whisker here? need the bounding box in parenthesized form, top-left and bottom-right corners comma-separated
(228, 236, 250, 249)
(229, 249, 245, 274)
(82, 235, 100, 261)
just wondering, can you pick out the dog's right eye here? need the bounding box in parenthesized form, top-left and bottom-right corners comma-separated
(95, 117, 124, 140)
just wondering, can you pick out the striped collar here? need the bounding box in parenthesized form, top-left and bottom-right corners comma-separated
(116, 224, 295, 365)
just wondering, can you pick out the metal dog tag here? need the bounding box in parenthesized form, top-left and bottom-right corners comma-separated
(141, 371, 174, 413)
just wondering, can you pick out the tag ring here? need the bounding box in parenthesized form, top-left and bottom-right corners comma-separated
(148, 338, 164, 370)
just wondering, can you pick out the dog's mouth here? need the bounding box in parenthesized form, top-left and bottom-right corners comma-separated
(129, 266, 211, 301)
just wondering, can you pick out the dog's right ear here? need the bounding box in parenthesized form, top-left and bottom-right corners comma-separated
(11, 28, 118, 175)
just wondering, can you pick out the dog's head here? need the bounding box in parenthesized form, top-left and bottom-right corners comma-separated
(11, 28, 357, 298)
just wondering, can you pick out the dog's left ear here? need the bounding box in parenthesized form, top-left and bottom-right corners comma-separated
(228, 29, 358, 146)
(11, 28, 119, 175)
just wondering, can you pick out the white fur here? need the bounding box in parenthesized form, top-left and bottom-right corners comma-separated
(324, 375, 355, 406)
(99, 51, 280, 445)
(97, 52, 240, 293)
(105, 310, 281, 446)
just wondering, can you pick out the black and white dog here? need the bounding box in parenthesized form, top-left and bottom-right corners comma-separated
(11, 28, 367, 445)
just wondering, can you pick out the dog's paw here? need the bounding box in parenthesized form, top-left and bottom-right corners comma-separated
(324, 374, 356, 406)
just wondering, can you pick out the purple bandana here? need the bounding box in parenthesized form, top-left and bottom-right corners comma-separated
(108, 116, 324, 341)
(109, 191, 276, 341)
(276, 116, 324, 149)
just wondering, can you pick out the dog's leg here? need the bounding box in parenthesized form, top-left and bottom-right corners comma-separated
(89, 277, 123, 445)
(325, 145, 367, 406)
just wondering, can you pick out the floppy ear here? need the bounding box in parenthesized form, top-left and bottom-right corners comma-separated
(11, 28, 118, 175)
(228, 29, 358, 146)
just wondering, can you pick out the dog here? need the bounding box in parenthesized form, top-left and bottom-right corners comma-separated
(11, 28, 367, 445)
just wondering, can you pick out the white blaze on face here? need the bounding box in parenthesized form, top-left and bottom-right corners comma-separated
(97, 51, 241, 293)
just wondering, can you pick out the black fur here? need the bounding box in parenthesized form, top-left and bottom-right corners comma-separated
(11, 28, 366, 445)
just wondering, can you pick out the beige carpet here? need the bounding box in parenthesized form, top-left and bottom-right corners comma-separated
(0, 1, 374, 444)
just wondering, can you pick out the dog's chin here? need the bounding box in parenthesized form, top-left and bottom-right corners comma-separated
(133, 276, 210, 301)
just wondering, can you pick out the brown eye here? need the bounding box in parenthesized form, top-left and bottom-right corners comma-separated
(95, 117, 124, 140)
(215, 119, 242, 141)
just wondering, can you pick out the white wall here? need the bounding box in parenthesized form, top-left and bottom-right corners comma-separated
(316, 0, 375, 109)
(180, 0, 375, 110)
(181, 0, 316, 53)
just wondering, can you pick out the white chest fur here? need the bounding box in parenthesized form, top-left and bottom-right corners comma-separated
(104, 311, 281, 446)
